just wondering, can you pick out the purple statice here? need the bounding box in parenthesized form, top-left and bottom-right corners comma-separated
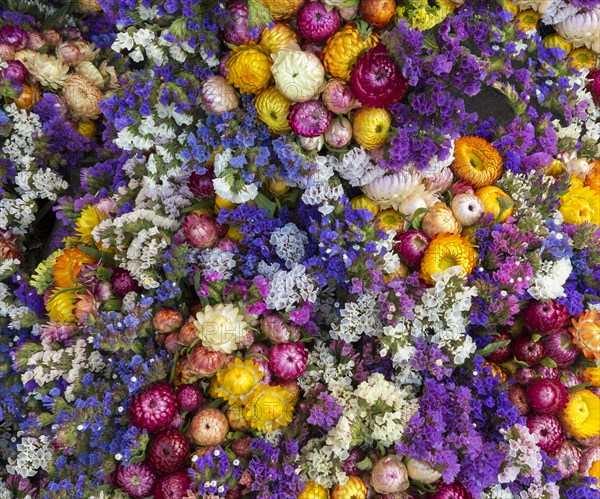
(306, 391, 343, 432)
(563, 478, 600, 499)
(248, 437, 303, 498)
(410, 338, 453, 380)
(189, 446, 243, 496)
(398, 356, 520, 497)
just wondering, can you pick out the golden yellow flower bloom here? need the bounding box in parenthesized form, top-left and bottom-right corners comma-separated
(47, 289, 77, 323)
(53, 248, 95, 289)
(483, 362, 507, 383)
(585, 161, 600, 193)
(545, 159, 564, 178)
(215, 358, 263, 404)
(298, 482, 330, 499)
(331, 476, 367, 499)
(569, 309, 600, 362)
(408, 5, 452, 31)
(543, 33, 573, 54)
(207, 376, 220, 399)
(559, 389, 600, 440)
(254, 87, 291, 134)
(580, 366, 600, 387)
(560, 177, 600, 226)
(451, 136, 503, 189)
(256, 0, 305, 20)
(226, 226, 244, 242)
(246, 384, 294, 433)
(384, 263, 410, 283)
(259, 22, 298, 54)
(322, 23, 379, 81)
(374, 208, 404, 232)
(267, 177, 290, 197)
(515, 9, 540, 33)
(226, 43, 272, 94)
(420, 234, 476, 285)
(500, 0, 519, 16)
(475, 185, 514, 223)
(77, 119, 97, 138)
(75, 205, 108, 245)
(215, 195, 238, 212)
(353, 107, 391, 151)
(568, 47, 597, 71)
(351, 195, 380, 216)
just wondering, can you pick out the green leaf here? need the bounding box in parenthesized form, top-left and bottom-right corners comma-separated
(77, 245, 116, 265)
(255, 191, 278, 217)
(247, 0, 273, 29)
(539, 357, 557, 368)
(411, 207, 429, 230)
(476, 339, 511, 357)
(182, 199, 215, 214)
(568, 382, 592, 393)
(356, 457, 373, 471)
(531, 333, 542, 342)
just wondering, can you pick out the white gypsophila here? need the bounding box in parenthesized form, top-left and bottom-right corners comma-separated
(325, 414, 354, 461)
(21, 339, 105, 402)
(301, 180, 344, 215)
(298, 340, 354, 395)
(498, 424, 543, 484)
(265, 264, 318, 312)
(528, 258, 572, 300)
(138, 3, 159, 20)
(156, 102, 193, 126)
(380, 319, 416, 366)
(330, 291, 382, 343)
(0, 259, 20, 280)
(93, 208, 178, 252)
(121, 291, 139, 311)
(301, 438, 348, 489)
(212, 148, 259, 203)
(0, 283, 36, 330)
(123, 227, 170, 289)
(133, 166, 193, 218)
(552, 70, 600, 156)
(375, 230, 401, 275)
(481, 485, 515, 499)
(6, 435, 52, 478)
(0, 478, 11, 499)
(330, 147, 385, 187)
(350, 373, 418, 447)
(411, 266, 478, 364)
(14, 169, 68, 202)
(519, 482, 561, 499)
(270, 223, 308, 268)
(198, 249, 236, 279)
(256, 260, 281, 279)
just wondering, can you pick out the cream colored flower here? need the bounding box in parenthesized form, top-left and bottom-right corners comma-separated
(202, 75, 239, 114)
(363, 171, 437, 220)
(63, 75, 103, 119)
(556, 8, 600, 51)
(77, 0, 102, 13)
(194, 303, 249, 354)
(27, 53, 69, 89)
(76, 61, 104, 87)
(271, 46, 325, 102)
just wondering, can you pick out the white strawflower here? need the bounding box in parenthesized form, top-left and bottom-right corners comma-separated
(201, 75, 238, 115)
(62, 75, 103, 119)
(362, 171, 437, 219)
(271, 46, 325, 102)
(15, 51, 69, 89)
(194, 303, 249, 354)
(556, 8, 600, 51)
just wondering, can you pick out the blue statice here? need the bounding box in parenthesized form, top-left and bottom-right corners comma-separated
(189, 446, 243, 495)
(307, 391, 343, 432)
(248, 437, 303, 499)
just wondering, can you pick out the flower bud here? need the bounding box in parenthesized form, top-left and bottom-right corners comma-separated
(298, 135, 324, 151)
(41, 29, 62, 47)
(153, 308, 184, 333)
(261, 313, 300, 343)
(76, 61, 104, 87)
(405, 458, 442, 484)
(325, 117, 353, 148)
(202, 75, 239, 114)
(183, 213, 219, 249)
(57, 41, 82, 66)
(421, 202, 462, 238)
(1, 60, 29, 84)
(74, 292, 96, 322)
(451, 193, 484, 227)
(27, 31, 45, 51)
(371, 455, 409, 494)
(322, 78, 358, 114)
(0, 44, 16, 62)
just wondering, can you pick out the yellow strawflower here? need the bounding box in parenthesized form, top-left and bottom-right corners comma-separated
(559, 389, 600, 440)
(75, 205, 108, 245)
(254, 87, 291, 134)
(226, 43, 272, 94)
(246, 384, 295, 432)
(353, 107, 392, 151)
(420, 234, 476, 285)
(47, 289, 77, 323)
(560, 176, 600, 226)
(215, 358, 263, 404)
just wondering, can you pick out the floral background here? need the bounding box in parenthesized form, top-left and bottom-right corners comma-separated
(0, 0, 599, 498)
